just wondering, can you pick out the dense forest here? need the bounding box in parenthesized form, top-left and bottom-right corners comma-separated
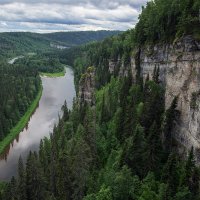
(0, 30, 118, 149)
(1, 0, 200, 199)
(0, 62, 41, 141)
(1, 70, 200, 200)
(135, 0, 200, 44)
(0, 31, 121, 59)
(14, 55, 64, 74)
(0, 32, 51, 59)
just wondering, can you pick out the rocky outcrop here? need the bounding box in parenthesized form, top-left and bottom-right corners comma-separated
(108, 57, 130, 77)
(108, 58, 120, 73)
(98, 35, 200, 160)
(131, 36, 200, 160)
(78, 67, 95, 106)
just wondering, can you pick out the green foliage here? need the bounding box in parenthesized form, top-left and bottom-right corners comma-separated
(1, 0, 200, 199)
(0, 62, 41, 146)
(84, 185, 113, 200)
(162, 96, 179, 152)
(0, 31, 121, 60)
(0, 32, 51, 59)
(135, 0, 200, 44)
(14, 54, 64, 74)
(0, 84, 42, 154)
(4, 65, 198, 200)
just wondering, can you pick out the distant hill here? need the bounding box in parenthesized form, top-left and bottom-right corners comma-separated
(0, 32, 50, 58)
(0, 31, 121, 58)
(42, 31, 122, 46)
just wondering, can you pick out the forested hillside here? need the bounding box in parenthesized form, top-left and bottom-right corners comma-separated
(14, 54, 63, 74)
(0, 62, 41, 141)
(2, 67, 199, 200)
(1, 0, 200, 200)
(0, 31, 121, 59)
(43, 31, 122, 46)
(0, 32, 51, 59)
(0, 31, 120, 140)
(0, 30, 120, 151)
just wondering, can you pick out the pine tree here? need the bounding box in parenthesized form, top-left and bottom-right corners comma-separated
(162, 96, 179, 153)
(146, 121, 162, 171)
(62, 100, 69, 121)
(56, 150, 73, 200)
(185, 147, 195, 184)
(17, 156, 27, 200)
(71, 128, 93, 200)
(185, 147, 200, 196)
(26, 151, 46, 200)
(10, 176, 17, 200)
(161, 153, 179, 197)
(84, 107, 97, 161)
(123, 124, 147, 178)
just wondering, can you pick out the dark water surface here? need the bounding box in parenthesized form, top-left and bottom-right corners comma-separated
(0, 68, 75, 181)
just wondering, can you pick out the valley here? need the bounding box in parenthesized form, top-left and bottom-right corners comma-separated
(0, 30, 119, 163)
(0, 0, 200, 200)
(0, 68, 75, 181)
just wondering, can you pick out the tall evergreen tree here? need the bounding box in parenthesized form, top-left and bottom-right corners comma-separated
(17, 156, 26, 200)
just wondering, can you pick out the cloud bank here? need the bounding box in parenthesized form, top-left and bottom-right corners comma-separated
(0, 0, 148, 33)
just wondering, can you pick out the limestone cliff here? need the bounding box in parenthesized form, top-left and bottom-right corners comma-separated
(109, 35, 200, 159)
(139, 36, 200, 159)
(78, 67, 95, 107)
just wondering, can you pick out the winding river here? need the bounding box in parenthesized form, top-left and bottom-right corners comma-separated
(0, 67, 76, 181)
(8, 56, 24, 64)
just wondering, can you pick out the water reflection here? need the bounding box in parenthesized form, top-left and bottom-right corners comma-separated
(0, 68, 75, 181)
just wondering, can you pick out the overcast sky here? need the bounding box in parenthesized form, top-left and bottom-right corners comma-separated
(0, 0, 148, 33)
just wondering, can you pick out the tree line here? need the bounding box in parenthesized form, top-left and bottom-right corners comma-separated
(14, 55, 64, 74)
(1, 0, 200, 199)
(1, 70, 199, 199)
(0, 61, 41, 141)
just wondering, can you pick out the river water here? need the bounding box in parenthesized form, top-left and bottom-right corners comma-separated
(8, 56, 24, 64)
(0, 68, 75, 181)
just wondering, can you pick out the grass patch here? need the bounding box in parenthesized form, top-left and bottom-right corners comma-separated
(0, 85, 43, 154)
(40, 68, 66, 77)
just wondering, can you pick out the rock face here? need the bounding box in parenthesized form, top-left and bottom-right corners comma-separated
(133, 36, 200, 160)
(108, 57, 130, 77)
(79, 67, 95, 106)
(108, 35, 200, 159)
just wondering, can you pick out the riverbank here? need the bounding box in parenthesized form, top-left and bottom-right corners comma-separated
(0, 85, 43, 154)
(0, 67, 75, 180)
(40, 67, 66, 77)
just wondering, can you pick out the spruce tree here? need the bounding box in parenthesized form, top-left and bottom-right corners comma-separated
(17, 156, 27, 200)
(123, 124, 147, 178)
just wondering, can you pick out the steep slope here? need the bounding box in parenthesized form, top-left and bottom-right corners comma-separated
(43, 31, 122, 46)
(132, 36, 200, 158)
(1, 0, 200, 199)
(69, 35, 200, 159)
(60, 0, 200, 160)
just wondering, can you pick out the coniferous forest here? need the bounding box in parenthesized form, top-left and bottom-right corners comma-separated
(0, 63, 41, 141)
(0, 0, 200, 199)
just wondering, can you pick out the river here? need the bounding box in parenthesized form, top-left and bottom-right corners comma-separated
(8, 56, 24, 64)
(0, 67, 76, 181)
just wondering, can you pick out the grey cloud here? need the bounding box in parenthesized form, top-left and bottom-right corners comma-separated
(0, 0, 147, 9)
(0, 0, 148, 32)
